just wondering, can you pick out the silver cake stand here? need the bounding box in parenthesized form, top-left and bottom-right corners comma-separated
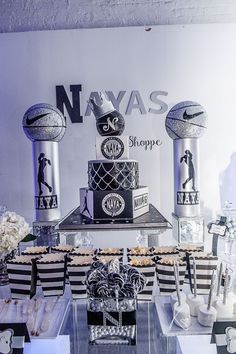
(55, 204, 172, 232)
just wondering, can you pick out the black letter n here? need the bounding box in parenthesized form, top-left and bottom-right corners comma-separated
(56, 85, 83, 123)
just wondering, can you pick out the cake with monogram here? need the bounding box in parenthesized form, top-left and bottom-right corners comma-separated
(79, 92, 149, 220)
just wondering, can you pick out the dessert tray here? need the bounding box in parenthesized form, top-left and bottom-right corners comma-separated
(154, 295, 236, 337)
(0, 298, 70, 339)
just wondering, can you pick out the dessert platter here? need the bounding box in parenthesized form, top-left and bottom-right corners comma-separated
(0, 297, 69, 339)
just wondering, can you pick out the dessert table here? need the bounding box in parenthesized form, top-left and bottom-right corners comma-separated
(0, 285, 164, 354)
(0, 284, 220, 354)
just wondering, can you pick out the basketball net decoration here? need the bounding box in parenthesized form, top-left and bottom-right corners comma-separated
(22, 103, 66, 221)
(165, 101, 207, 243)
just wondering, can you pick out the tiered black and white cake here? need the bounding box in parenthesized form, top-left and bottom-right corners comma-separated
(80, 92, 149, 220)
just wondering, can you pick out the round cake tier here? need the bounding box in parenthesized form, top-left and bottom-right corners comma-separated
(88, 160, 139, 191)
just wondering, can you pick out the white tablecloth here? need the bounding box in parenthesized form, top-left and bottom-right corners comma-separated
(24, 335, 70, 354)
(177, 335, 217, 354)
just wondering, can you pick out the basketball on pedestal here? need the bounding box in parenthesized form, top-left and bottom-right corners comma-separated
(165, 101, 207, 139)
(22, 103, 66, 142)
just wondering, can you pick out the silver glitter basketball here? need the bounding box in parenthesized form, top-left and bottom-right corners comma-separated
(165, 101, 207, 139)
(22, 103, 66, 142)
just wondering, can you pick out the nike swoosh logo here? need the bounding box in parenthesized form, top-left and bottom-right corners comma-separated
(183, 110, 204, 120)
(26, 113, 50, 125)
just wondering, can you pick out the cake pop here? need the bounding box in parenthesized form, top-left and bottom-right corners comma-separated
(214, 266, 234, 320)
(187, 257, 204, 316)
(173, 263, 191, 329)
(198, 269, 217, 327)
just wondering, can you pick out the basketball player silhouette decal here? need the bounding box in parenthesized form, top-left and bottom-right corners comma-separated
(180, 150, 195, 191)
(37, 153, 53, 195)
(81, 190, 92, 218)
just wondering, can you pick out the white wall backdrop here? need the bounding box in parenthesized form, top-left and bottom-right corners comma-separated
(0, 24, 236, 246)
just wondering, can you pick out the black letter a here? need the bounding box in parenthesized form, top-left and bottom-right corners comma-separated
(56, 85, 83, 123)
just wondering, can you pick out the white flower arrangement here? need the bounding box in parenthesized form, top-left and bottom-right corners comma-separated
(0, 211, 31, 259)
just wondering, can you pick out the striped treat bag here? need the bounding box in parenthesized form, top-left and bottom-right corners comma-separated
(176, 245, 203, 284)
(51, 245, 74, 255)
(152, 246, 179, 257)
(21, 246, 49, 287)
(129, 257, 156, 300)
(67, 256, 93, 299)
(156, 258, 186, 295)
(95, 255, 123, 264)
(127, 247, 153, 262)
(189, 255, 218, 294)
(7, 256, 37, 299)
(21, 246, 49, 257)
(69, 247, 97, 257)
(36, 253, 66, 297)
(97, 248, 124, 263)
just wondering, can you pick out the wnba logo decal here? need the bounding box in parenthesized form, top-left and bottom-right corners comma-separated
(101, 137, 124, 159)
(102, 193, 125, 216)
(35, 152, 58, 210)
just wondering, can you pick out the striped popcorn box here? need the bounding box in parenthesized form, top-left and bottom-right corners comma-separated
(129, 257, 156, 300)
(69, 247, 96, 257)
(176, 245, 204, 284)
(51, 245, 74, 254)
(21, 246, 49, 287)
(67, 256, 93, 299)
(36, 253, 66, 297)
(135, 266, 156, 300)
(156, 259, 186, 295)
(98, 248, 124, 257)
(21, 246, 49, 257)
(152, 246, 179, 257)
(95, 255, 123, 264)
(127, 247, 153, 256)
(6, 256, 37, 299)
(189, 255, 218, 294)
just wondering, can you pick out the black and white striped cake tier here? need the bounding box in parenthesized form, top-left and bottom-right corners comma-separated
(88, 160, 139, 191)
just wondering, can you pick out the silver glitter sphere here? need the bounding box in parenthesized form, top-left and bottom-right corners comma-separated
(22, 103, 66, 142)
(165, 101, 207, 139)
